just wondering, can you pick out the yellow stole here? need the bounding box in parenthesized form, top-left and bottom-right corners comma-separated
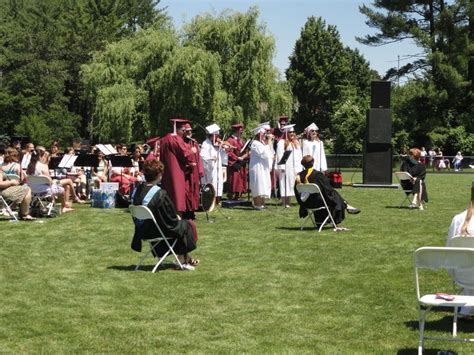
(304, 167, 314, 184)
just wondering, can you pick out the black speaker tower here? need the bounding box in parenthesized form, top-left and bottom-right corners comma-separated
(355, 81, 396, 188)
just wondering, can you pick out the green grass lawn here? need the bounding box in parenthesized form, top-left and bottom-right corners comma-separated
(1, 172, 474, 353)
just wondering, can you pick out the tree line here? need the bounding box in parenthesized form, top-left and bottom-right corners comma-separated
(1, 0, 472, 155)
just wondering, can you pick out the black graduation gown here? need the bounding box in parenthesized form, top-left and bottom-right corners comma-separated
(131, 184, 197, 256)
(294, 170, 346, 225)
(400, 159, 428, 202)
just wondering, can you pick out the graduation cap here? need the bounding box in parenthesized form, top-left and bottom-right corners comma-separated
(231, 123, 244, 130)
(281, 124, 296, 139)
(205, 123, 220, 135)
(170, 118, 189, 134)
(251, 125, 266, 136)
(278, 115, 289, 128)
(258, 121, 271, 131)
(305, 123, 319, 132)
(182, 123, 192, 131)
(146, 136, 160, 146)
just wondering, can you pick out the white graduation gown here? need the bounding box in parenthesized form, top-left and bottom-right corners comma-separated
(446, 209, 474, 315)
(249, 140, 273, 198)
(276, 140, 303, 197)
(200, 138, 228, 197)
(302, 139, 327, 172)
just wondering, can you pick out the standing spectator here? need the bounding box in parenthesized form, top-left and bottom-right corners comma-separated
(428, 148, 436, 167)
(452, 151, 463, 172)
(420, 147, 427, 165)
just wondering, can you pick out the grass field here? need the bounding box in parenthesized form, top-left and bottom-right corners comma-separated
(1, 172, 474, 353)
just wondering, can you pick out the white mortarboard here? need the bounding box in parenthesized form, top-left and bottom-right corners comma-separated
(281, 124, 296, 133)
(205, 123, 220, 135)
(258, 121, 271, 130)
(252, 125, 266, 136)
(304, 123, 319, 132)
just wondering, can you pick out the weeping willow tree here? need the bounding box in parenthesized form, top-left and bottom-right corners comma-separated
(82, 7, 295, 142)
(81, 25, 178, 142)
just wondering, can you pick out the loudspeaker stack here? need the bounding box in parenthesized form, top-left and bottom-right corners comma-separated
(363, 81, 392, 185)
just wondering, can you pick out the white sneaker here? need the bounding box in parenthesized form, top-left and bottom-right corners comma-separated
(181, 263, 195, 271)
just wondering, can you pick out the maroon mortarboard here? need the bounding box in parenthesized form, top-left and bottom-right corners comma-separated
(231, 123, 244, 130)
(182, 123, 192, 131)
(278, 115, 289, 123)
(146, 136, 160, 146)
(170, 118, 190, 134)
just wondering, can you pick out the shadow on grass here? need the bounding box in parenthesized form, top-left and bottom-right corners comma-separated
(108, 263, 177, 272)
(276, 226, 337, 232)
(397, 348, 457, 355)
(405, 313, 474, 332)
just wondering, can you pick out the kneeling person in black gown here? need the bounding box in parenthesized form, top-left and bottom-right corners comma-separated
(295, 155, 360, 227)
(131, 160, 199, 270)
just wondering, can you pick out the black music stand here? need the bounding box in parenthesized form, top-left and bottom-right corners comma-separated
(48, 157, 62, 178)
(277, 150, 292, 207)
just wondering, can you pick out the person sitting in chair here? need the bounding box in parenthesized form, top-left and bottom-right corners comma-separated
(131, 160, 199, 271)
(294, 155, 360, 228)
(400, 147, 428, 210)
(446, 186, 474, 319)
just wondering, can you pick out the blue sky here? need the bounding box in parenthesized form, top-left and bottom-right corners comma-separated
(160, 0, 422, 79)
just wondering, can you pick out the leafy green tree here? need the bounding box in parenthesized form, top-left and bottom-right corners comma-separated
(182, 7, 291, 126)
(287, 17, 372, 152)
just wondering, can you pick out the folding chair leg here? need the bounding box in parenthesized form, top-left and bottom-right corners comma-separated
(135, 250, 153, 271)
(453, 307, 458, 337)
(318, 215, 330, 232)
(300, 215, 311, 230)
(418, 308, 426, 355)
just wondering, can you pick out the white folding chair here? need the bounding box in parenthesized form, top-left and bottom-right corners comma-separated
(27, 175, 55, 217)
(129, 205, 184, 272)
(395, 171, 414, 207)
(414, 247, 474, 354)
(295, 183, 338, 232)
(0, 195, 18, 221)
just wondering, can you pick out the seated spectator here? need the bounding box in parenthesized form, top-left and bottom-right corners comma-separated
(26, 146, 83, 213)
(1, 147, 24, 181)
(0, 170, 34, 220)
(400, 148, 428, 209)
(91, 150, 108, 188)
(110, 144, 137, 195)
(446, 189, 474, 318)
(131, 160, 198, 270)
(452, 151, 463, 172)
(294, 155, 360, 228)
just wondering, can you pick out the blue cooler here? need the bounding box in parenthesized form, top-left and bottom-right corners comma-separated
(91, 189, 116, 208)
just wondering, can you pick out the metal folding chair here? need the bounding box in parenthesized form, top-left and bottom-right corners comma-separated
(394, 171, 415, 207)
(0, 195, 18, 221)
(27, 175, 55, 217)
(129, 205, 184, 272)
(295, 183, 338, 232)
(414, 247, 474, 354)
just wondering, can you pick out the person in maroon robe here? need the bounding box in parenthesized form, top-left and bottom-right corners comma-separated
(183, 123, 204, 219)
(272, 115, 289, 142)
(226, 123, 248, 200)
(159, 118, 196, 215)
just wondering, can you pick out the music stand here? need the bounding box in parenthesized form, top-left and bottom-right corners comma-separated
(48, 157, 62, 178)
(96, 144, 117, 155)
(277, 150, 292, 207)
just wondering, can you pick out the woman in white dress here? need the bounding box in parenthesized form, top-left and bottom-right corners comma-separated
(249, 124, 274, 210)
(200, 124, 228, 202)
(446, 187, 474, 317)
(302, 123, 327, 172)
(276, 124, 302, 208)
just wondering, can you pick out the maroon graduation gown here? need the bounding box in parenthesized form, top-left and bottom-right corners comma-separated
(184, 138, 204, 212)
(226, 135, 247, 194)
(159, 133, 193, 213)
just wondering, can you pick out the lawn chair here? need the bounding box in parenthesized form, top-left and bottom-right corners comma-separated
(0, 195, 18, 221)
(27, 175, 55, 217)
(414, 247, 474, 354)
(395, 171, 415, 207)
(129, 205, 184, 272)
(295, 183, 337, 232)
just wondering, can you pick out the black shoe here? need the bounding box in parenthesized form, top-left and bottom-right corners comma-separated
(347, 207, 361, 214)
